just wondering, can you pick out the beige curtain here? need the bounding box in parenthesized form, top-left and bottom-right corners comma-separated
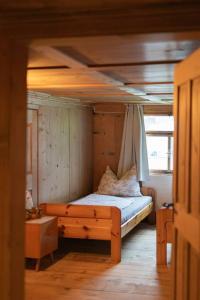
(117, 104, 149, 181)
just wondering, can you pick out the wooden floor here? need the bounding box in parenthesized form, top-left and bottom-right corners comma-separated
(25, 223, 172, 300)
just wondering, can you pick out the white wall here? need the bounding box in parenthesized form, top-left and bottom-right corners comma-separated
(144, 174, 173, 210)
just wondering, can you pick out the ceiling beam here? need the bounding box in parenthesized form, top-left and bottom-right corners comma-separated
(28, 65, 69, 70)
(32, 46, 122, 85)
(126, 81, 174, 86)
(31, 46, 164, 102)
(88, 60, 181, 69)
(146, 92, 173, 95)
(27, 60, 180, 71)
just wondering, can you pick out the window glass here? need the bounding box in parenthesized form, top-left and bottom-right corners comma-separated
(146, 136, 168, 170)
(144, 115, 174, 173)
(170, 137, 174, 171)
(144, 115, 174, 132)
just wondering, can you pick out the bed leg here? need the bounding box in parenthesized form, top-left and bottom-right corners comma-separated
(111, 207, 121, 263)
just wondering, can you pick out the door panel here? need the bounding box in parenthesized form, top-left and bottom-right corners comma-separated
(190, 77, 200, 215)
(173, 49, 200, 300)
(177, 82, 190, 208)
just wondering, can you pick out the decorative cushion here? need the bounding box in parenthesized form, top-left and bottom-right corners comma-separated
(26, 190, 34, 209)
(97, 166, 142, 197)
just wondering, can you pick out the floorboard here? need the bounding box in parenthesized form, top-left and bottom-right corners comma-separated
(25, 223, 172, 300)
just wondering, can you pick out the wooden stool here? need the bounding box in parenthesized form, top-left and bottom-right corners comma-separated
(156, 207, 173, 265)
(25, 216, 58, 271)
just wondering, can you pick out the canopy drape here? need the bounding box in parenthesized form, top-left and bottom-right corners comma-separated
(117, 104, 149, 181)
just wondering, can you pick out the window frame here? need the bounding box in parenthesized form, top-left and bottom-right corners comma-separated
(144, 114, 174, 175)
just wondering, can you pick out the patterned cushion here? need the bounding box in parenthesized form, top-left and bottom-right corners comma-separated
(97, 166, 142, 197)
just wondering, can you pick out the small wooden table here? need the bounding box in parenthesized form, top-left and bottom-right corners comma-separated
(156, 207, 173, 265)
(25, 216, 58, 271)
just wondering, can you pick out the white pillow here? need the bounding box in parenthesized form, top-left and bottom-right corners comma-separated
(26, 190, 34, 210)
(97, 165, 142, 197)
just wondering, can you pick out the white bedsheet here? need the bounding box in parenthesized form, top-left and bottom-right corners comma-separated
(71, 193, 152, 224)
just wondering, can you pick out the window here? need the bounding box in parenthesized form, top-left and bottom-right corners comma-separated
(144, 115, 174, 173)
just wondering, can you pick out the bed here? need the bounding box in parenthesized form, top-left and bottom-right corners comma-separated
(40, 186, 155, 262)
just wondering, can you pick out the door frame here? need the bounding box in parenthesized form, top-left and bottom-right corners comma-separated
(1, 4, 200, 300)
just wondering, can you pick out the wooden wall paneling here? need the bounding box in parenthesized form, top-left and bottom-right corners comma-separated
(79, 108, 93, 196)
(26, 109, 38, 206)
(69, 107, 93, 200)
(69, 108, 81, 200)
(94, 114, 115, 189)
(39, 106, 70, 203)
(0, 40, 27, 300)
(93, 113, 104, 189)
(93, 104, 124, 189)
(93, 102, 174, 191)
(32, 110, 38, 206)
(26, 110, 33, 187)
(94, 103, 126, 114)
(104, 114, 116, 169)
(115, 113, 124, 165)
(37, 102, 93, 204)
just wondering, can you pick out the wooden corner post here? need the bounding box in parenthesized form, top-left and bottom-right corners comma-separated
(111, 207, 121, 263)
(0, 38, 27, 300)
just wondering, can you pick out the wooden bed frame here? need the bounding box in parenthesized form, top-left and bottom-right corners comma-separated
(40, 186, 155, 262)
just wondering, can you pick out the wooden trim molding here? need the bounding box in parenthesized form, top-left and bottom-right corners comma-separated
(143, 104, 173, 115)
(28, 91, 92, 109)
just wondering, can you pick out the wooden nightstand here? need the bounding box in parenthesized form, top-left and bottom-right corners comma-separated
(156, 207, 173, 265)
(25, 216, 58, 271)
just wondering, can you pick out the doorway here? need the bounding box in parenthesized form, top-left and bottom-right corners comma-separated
(0, 6, 200, 300)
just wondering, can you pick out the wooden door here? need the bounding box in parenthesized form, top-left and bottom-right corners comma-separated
(173, 49, 200, 300)
(27, 109, 38, 206)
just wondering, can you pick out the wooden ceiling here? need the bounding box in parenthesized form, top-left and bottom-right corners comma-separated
(28, 33, 200, 104)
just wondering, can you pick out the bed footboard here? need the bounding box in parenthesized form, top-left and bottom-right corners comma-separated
(40, 203, 121, 262)
(40, 187, 155, 263)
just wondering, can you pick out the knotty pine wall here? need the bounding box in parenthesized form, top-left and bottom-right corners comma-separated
(93, 103, 125, 190)
(27, 96, 173, 205)
(93, 103, 173, 208)
(28, 92, 93, 204)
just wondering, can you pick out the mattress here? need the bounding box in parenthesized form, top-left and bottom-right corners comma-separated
(71, 193, 152, 224)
